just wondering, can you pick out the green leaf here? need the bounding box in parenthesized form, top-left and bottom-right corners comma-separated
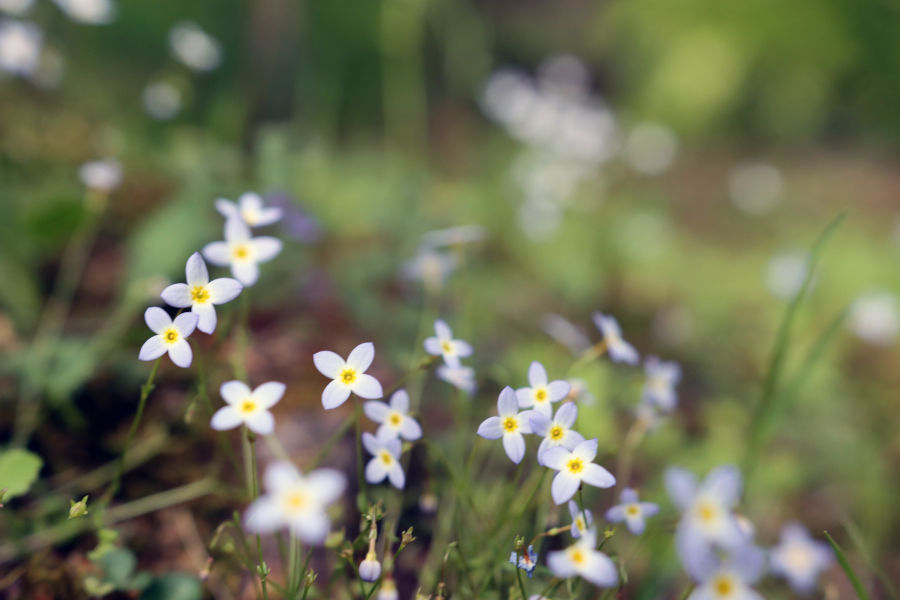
(99, 549, 137, 588)
(139, 573, 202, 600)
(0, 448, 43, 500)
(825, 531, 872, 600)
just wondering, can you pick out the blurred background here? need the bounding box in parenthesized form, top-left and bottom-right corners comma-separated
(1, 0, 899, 598)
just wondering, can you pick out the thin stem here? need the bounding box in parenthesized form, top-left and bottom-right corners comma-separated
(243, 428, 268, 598)
(355, 401, 367, 502)
(514, 550, 528, 600)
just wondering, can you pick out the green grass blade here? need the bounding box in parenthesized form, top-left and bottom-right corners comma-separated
(825, 530, 872, 600)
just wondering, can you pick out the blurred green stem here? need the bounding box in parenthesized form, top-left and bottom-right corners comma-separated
(243, 428, 269, 599)
(825, 531, 872, 600)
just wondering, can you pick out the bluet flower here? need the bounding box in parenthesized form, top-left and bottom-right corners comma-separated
(769, 523, 833, 594)
(401, 247, 457, 292)
(202, 217, 281, 286)
(547, 528, 618, 587)
(52, 0, 114, 25)
(359, 552, 382, 582)
(686, 542, 766, 600)
(529, 402, 584, 465)
(169, 21, 221, 72)
(138, 307, 198, 368)
(210, 381, 284, 436)
(642, 356, 681, 412)
(362, 432, 405, 489)
(215, 192, 282, 228)
(516, 361, 570, 417)
(567, 500, 593, 539)
(509, 545, 538, 578)
(0, 19, 40, 77)
(423, 319, 472, 368)
(544, 439, 615, 504)
(476, 386, 534, 464)
(160, 252, 242, 334)
(605, 488, 659, 535)
(436, 364, 476, 395)
(78, 158, 121, 192)
(313, 342, 384, 409)
(364, 389, 422, 441)
(593, 312, 639, 365)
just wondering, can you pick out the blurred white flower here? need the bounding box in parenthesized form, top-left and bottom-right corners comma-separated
(436, 364, 476, 395)
(143, 81, 182, 120)
(624, 122, 678, 175)
(313, 342, 384, 409)
(769, 523, 833, 594)
(766, 251, 809, 300)
(0, 0, 33, 16)
(138, 307, 198, 368)
(169, 21, 221, 72)
(543, 439, 615, 505)
(516, 360, 570, 417)
(541, 313, 591, 356)
(0, 19, 41, 77)
(359, 551, 382, 582)
(686, 543, 766, 600)
(604, 488, 659, 535)
(729, 162, 783, 215)
(593, 312, 639, 365)
(476, 386, 534, 464)
(848, 292, 899, 346)
(78, 158, 122, 192)
(401, 247, 457, 292)
(202, 218, 282, 286)
(537, 54, 590, 101)
(642, 356, 681, 412)
(362, 432, 405, 489)
(210, 381, 284, 436)
(52, 0, 114, 24)
(423, 319, 472, 368)
(547, 528, 618, 587)
(160, 252, 242, 334)
(216, 192, 283, 228)
(567, 499, 593, 538)
(377, 576, 399, 600)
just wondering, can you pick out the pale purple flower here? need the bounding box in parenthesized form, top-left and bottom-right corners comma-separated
(605, 488, 659, 535)
(476, 386, 534, 464)
(516, 361, 570, 417)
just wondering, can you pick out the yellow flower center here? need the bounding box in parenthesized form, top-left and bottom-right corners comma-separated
(379, 450, 394, 466)
(713, 575, 734, 597)
(232, 243, 250, 261)
(696, 500, 718, 523)
(549, 425, 564, 441)
(340, 368, 357, 384)
(441, 341, 453, 353)
(570, 548, 586, 565)
(190, 285, 210, 303)
(163, 327, 179, 343)
(534, 388, 548, 403)
(388, 412, 402, 427)
(241, 208, 260, 225)
(240, 400, 257, 414)
(626, 504, 640, 517)
(502, 416, 518, 433)
(566, 458, 584, 474)
(283, 490, 309, 514)
(574, 516, 585, 532)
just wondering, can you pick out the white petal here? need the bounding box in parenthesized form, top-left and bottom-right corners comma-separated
(554, 402, 578, 428)
(139, 335, 167, 361)
(625, 515, 646, 535)
(547, 549, 578, 578)
(322, 380, 351, 409)
(561, 429, 585, 450)
(244, 497, 283, 533)
(536, 437, 551, 466)
(547, 380, 571, 402)
(313, 350, 345, 378)
(434, 319, 451, 339)
(210, 406, 244, 430)
(291, 510, 330, 545)
(453, 340, 473, 357)
(399, 417, 422, 441)
(365, 457, 388, 484)
(173, 312, 199, 336)
(579, 551, 618, 587)
(254, 381, 286, 408)
(388, 463, 405, 489)
(202, 241, 231, 266)
(476, 416, 503, 439)
(605, 505, 626, 523)
(221, 380, 252, 404)
(640, 502, 659, 517)
(621, 488, 639, 503)
(350, 374, 383, 399)
(389, 389, 409, 413)
(361, 432, 380, 456)
(232, 260, 259, 286)
(532, 401, 553, 418)
(167, 339, 193, 368)
(497, 386, 518, 416)
(251, 237, 282, 262)
(239, 192, 263, 215)
(346, 342, 375, 372)
(215, 198, 239, 220)
(160, 283, 192, 308)
(543, 446, 570, 471)
(551, 471, 580, 505)
(702, 465, 742, 507)
(207, 277, 243, 304)
(665, 467, 698, 511)
(363, 401, 389, 423)
(264, 461, 300, 492)
(193, 303, 217, 334)
(528, 361, 548, 386)
(423, 337, 442, 355)
(185, 252, 209, 285)
(516, 412, 533, 434)
(515, 387, 535, 408)
(529, 411, 551, 436)
(502, 433, 526, 464)
(246, 410, 275, 435)
(225, 217, 251, 243)
(256, 207, 282, 226)
(306, 469, 346, 505)
(582, 463, 615, 489)
(144, 306, 171, 333)
(572, 438, 598, 462)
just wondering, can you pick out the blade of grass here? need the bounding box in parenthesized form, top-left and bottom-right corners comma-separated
(842, 517, 900, 600)
(824, 531, 871, 600)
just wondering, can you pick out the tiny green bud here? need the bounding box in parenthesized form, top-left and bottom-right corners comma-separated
(68, 495, 90, 519)
(256, 561, 270, 579)
(304, 569, 317, 586)
(513, 535, 524, 551)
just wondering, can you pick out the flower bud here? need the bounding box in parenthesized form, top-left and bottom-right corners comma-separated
(359, 551, 382, 582)
(68, 495, 89, 519)
(377, 575, 399, 600)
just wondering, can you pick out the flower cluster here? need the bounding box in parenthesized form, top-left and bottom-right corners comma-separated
(426, 319, 477, 396)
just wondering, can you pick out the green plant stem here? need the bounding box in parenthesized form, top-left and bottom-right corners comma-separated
(243, 428, 268, 599)
(354, 401, 367, 502)
(514, 551, 528, 600)
(825, 531, 872, 600)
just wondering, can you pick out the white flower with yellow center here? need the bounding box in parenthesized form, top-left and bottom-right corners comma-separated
(244, 461, 345, 544)
(215, 192, 282, 228)
(423, 319, 472, 368)
(202, 217, 282, 286)
(160, 252, 242, 334)
(401, 247, 457, 292)
(567, 500, 593, 539)
(362, 432, 405, 489)
(605, 488, 659, 535)
(529, 402, 584, 466)
(476, 386, 534, 464)
(363, 389, 422, 441)
(516, 361, 570, 417)
(769, 523, 833, 594)
(138, 307, 198, 368)
(642, 355, 681, 412)
(436, 364, 476, 395)
(547, 528, 618, 587)
(210, 380, 284, 435)
(686, 543, 766, 600)
(313, 342, 384, 409)
(543, 438, 615, 505)
(592, 312, 639, 365)
(0, 20, 41, 77)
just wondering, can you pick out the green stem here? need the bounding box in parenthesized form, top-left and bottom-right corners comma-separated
(244, 428, 268, 599)
(355, 401, 367, 502)
(825, 531, 872, 600)
(514, 550, 528, 600)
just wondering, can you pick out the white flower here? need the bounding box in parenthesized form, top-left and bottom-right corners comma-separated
(244, 461, 345, 544)
(363, 389, 422, 441)
(215, 192, 282, 228)
(686, 543, 766, 600)
(848, 292, 899, 346)
(436, 364, 475, 395)
(547, 528, 618, 587)
(543, 439, 615, 505)
(423, 319, 472, 368)
(593, 312, 639, 365)
(142, 81, 182, 120)
(0, 0, 34, 17)
(0, 20, 42, 77)
(160, 252, 242, 334)
(642, 356, 681, 412)
(169, 21, 221, 72)
(210, 380, 284, 436)
(529, 402, 584, 466)
(78, 158, 122, 192)
(202, 217, 282, 286)
(567, 499, 593, 539)
(377, 577, 399, 600)
(769, 523, 833, 594)
(476, 386, 534, 464)
(359, 551, 382, 582)
(138, 307, 198, 368)
(313, 342, 383, 409)
(401, 247, 457, 292)
(362, 432, 405, 489)
(604, 488, 659, 535)
(52, 0, 114, 25)
(516, 361, 570, 417)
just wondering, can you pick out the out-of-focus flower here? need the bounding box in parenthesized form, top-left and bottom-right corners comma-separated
(436, 364, 476, 395)
(362, 432, 405, 489)
(848, 292, 899, 346)
(516, 361, 570, 417)
(363, 389, 422, 441)
(686, 542, 766, 600)
(529, 402, 584, 466)
(160, 252, 242, 334)
(0, 20, 42, 77)
(245, 461, 345, 544)
(769, 523, 833, 594)
(143, 81, 182, 120)
(541, 313, 592, 356)
(766, 251, 809, 300)
(623, 122, 678, 176)
(509, 545, 538, 578)
(544, 439, 615, 505)
(729, 162, 783, 215)
(202, 218, 282, 286)
(642, 356, 681, 412)
(566, 378, 596, 406)
(547, 528, 618, 587)
(359, 551, 382, 582)
(420, 225, 486, 248)
(634, 402, 665, 432)
(593, 312, 639, 365)
(476, 386, 534, 464)
(169, 21, 221, 72)
(313, 342, 384, 410)
(216, 192, 282, 228)
(377, 576, 399, 600)
(138, 307, 198, 368)
(401, 247, 457, 293)
(210, 381, 284, 436)
(604, 488, 659, 535)
(52, 0, 114, 24)
(567, 499, 593, 539)
(0, 0, 33, 16)
(78, 158, 122, 192)
(423, 319, 472, 368)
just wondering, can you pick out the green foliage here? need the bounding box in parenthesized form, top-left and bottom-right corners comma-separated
(140, 574, 203, 600)
(0, 448, 43, 501)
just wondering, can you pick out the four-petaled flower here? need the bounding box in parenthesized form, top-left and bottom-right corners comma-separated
(685, 543, 766, 600)
(202, 217, 282, 286)
(476, 386, 534, 464)
(529, 402, 585, 466)
(568, 500, 593, 539)
(313, 342, 384, 409)
(547, 528, 618, 587)
(363, 389, 422, 441)
(245, 461, 345, 544)
(605, 488, 659, 535)
(642, 356, 681, 412)
(516, 361, 571, 417)
(544, 439, 616, 505)
(593, 312, 639, 365)
(362, 432, 405, 489)
(215, 192, 282, 228)
(436, 365, 476, 395)
(423, 319, 472, 368)
(210, 380, 284, 435)
(509, 545, 538, 578)
(160, 252, 242, 334)
(769, 523, 833, 594)
(138, 307, 198, 368)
